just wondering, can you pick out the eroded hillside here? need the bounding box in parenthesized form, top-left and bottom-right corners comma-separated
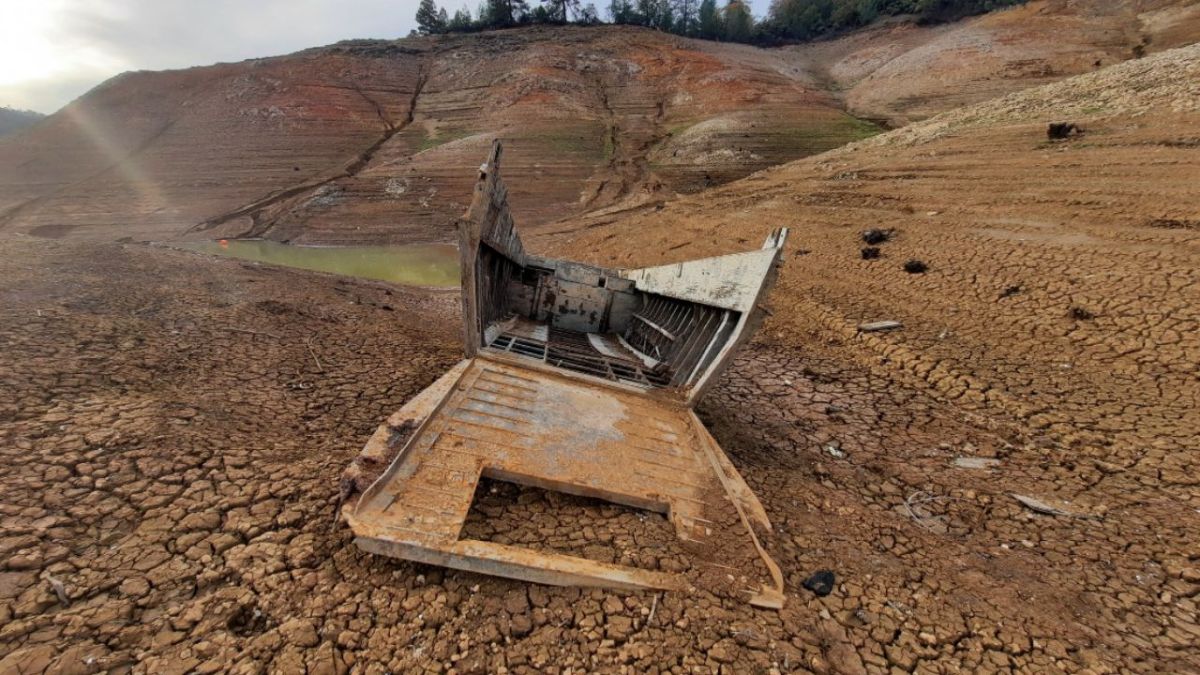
(792, 0, 1200, 125)
(0, 27, 877, 245)
(533, 43, 1200, 670)
(3, 0, 1198, 246)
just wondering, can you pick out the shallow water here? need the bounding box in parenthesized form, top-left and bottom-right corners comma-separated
(183, 239, 460, 288)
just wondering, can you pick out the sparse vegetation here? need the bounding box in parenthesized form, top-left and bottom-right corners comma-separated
(415, 126, 474, 151)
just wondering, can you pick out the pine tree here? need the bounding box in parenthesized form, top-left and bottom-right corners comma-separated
(481, 0, 529, 26)
(578, 3, 602, 22)
(722, 0, 753, 41)
(416, 0, 448, 33)
(674, 0, 698, 35)
(610, 0, 636, 22)
(545, 0, 580, 22)
(448, 6, 474, 30)
(635, 0, 657, 25)
(698, 0, 720, 37)
(656, 0, 675, 29)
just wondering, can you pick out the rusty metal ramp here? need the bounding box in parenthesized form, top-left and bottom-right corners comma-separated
(342, 140, 788, 607)
(346, 356, 785, 607)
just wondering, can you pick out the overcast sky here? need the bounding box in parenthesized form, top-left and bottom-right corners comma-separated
(0, 0, 422, 113)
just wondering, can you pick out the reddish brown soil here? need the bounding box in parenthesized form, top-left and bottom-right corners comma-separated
(533, 43, 1200, 672)
(6, 1, 1198, 247)
(2, 17, 1199, 675)
(6, 176, 1196, 671)
(0, 236, 1110, 675)
(0, 27, 873, 247)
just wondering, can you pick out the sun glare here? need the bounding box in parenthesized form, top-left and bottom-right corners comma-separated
(0, 2, 69, 86)
(0, 0, 123, 101)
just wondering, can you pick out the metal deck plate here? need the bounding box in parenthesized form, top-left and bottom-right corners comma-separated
(345, 356, 785, 606)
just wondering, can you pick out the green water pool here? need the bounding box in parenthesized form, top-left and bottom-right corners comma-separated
(183, 239, 460, 288)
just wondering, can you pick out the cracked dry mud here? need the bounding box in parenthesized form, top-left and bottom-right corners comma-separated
(528, 46, 1200, 674)
(4, 208, 1198, 674)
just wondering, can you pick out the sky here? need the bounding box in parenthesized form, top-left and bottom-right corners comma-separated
(0, 0, 422, 113)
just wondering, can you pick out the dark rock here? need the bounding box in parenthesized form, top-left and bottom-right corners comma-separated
(861, 229, 892, 245)
(1047, 122, 1082, 140)
(861, 246, 881, 260)
(1069, 305, 1095, 320)
(803, 570, 836, 597)
(903, 259, 928, 274)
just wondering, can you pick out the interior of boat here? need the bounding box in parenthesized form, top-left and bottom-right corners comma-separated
(473, 245, 741, 390)
(458, 140, 785, 398)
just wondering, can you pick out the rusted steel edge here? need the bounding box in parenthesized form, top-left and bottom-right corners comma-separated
(344, 361, 785, 607)
(690, 412, 787, 609)
(483, 465, 671, 515)
(354, 537, 685, 592)
(349, 361, 480, 518)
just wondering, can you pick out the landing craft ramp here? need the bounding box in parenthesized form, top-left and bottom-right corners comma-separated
(342, 141, 789, 607)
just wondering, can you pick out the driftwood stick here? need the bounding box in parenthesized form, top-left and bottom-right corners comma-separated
(306, 339, 325, 372)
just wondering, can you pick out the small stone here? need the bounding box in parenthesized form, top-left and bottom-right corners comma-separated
(605, 615, 633, 640)
(803, 570, 836, 597)
(953, 456, 1000, 470)
(708, 639, 737, 664)
(279, 618, 319, 648)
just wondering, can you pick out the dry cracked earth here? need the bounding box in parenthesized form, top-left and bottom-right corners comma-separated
(3, 30, 1200, 675)
(4, 186, 1199, 673)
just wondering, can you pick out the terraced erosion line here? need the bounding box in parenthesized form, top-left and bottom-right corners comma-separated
(183, 64, 429, 239)
(0, 121, 176, 229)
(584, 73, 620, 206)
(782, 290, 1044, 441)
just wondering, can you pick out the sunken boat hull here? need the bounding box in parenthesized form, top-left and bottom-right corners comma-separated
(343, 141, 789, 607)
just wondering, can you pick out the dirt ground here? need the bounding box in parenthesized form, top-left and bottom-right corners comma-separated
(2, 44, 1199, 675)
(534, 45, 1200, 674)
(2, 190, 1197, 674)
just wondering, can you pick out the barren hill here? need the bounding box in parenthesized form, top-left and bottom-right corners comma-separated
(0, 27, 877, 244)
(0, 107, 44, 137)
(3, 0, 1197, 245)
(794, 0, 1200, 125)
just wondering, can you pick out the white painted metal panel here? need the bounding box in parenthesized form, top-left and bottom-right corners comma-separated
(620, 248, 779, 312)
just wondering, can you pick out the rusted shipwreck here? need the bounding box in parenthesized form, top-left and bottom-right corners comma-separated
(342, 141, 789, 607)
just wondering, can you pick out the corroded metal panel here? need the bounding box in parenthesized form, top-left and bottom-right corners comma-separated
(345, 358, 784, 606)
(622, 247, 783, 313)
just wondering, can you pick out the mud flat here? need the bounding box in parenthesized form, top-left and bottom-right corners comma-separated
(533, 43, 1200, 672)
(4, 198, 1197, 673)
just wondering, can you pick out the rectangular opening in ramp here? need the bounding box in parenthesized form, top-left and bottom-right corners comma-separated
(460, 476, 691, 574)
